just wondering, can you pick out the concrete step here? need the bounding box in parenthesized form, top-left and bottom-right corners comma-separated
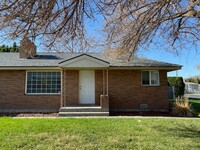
(59, 106, 104, 112)
(59, 111, 109, 117)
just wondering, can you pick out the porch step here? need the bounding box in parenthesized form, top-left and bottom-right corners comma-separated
(59, 111, 109, 117)
(59, 106, 109, 116)
(59, 106, 103, 112)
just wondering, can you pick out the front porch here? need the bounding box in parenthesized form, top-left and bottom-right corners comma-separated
(59, 95, 109, 116)
(59, 106, 108, 116)
(58, 54, 110, 116)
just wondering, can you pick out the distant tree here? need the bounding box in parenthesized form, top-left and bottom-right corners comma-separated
(186, 78, 195, 83)
(0, 42, 19, 52)
(185, 76, 200, 84)
(197, 78, 200, 84)
(1, 45, 6, 52)
(12, 42, 18, 52)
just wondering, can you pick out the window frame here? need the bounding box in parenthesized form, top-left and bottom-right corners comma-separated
(141, 70, 160, 86)
(25, 70, 61, 95)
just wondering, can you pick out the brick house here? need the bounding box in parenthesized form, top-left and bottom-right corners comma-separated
(0, 49, 181, 116)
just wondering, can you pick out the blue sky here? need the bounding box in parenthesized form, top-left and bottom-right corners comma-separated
(137, 47, 200, 78)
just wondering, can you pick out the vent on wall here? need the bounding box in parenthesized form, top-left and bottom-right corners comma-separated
(140, 104, 148, 110)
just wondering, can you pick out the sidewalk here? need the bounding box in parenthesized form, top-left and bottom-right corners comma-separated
(185, 94, 200, 99)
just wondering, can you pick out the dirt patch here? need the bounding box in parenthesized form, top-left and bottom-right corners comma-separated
(110, 111, 172, 117)
(0, 112, 171, 117)
(0, 112, 199, 117)
(110, 111, 200, 118)
(0, 113, 58, 117)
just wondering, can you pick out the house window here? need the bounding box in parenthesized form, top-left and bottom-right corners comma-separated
(26, 71, 61, 94)
(142, 71, 159, 86)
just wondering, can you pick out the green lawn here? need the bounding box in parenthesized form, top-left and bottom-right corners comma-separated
(189, 99, 200, 114)
(0, 118, 200, 149)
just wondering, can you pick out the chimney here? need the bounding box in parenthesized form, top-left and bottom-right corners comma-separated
(19, 36, 37, 58)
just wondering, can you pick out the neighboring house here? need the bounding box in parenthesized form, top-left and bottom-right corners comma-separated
(0, 49, 181, 116)
(185, 82, 200, 94)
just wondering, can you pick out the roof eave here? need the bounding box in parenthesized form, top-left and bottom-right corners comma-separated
(109, 66, 182, 71)
(0, 65, 182, 71)
(0, 66, 61, 70)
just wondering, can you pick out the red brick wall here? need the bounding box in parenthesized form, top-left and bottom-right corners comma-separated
(95, 70, 103, 105)
(108, 70, 169, 111)
(0, 69, 169, 112)
(62, 69, 169, 110)
(64, 70, 79, 105)
(0, 70, 60, 112)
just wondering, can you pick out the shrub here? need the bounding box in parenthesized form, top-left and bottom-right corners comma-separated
(185, 76, 200, 84)
(171, 97, 195, 117)
(168, 77, 185, 97)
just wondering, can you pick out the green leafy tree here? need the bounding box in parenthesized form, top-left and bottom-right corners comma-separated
(1, 45, 6, 52)
(168, 77, 185, 98)
(0, 43, 19, 52)
(185, 76, 200, 84)
(12, 42, 18, 52)
(197, 78, 200, 84)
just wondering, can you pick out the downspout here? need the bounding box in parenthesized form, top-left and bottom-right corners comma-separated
(63, 69, 66, 107)
(106, 69, 109, 96)
(103, 69, 105, 95)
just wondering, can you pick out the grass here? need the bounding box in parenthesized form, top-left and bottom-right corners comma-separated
(189, 99, 200, 114)
(0, 118, 200, 149)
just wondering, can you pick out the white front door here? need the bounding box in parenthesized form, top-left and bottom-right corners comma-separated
(79, 70, 95, 104)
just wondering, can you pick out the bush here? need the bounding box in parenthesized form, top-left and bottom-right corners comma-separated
(168, 77, 185, 97)
(171, 97, 195, 117)
(185, 76, 200, 84)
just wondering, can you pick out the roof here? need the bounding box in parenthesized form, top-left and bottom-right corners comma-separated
(0, 52, 181, 70)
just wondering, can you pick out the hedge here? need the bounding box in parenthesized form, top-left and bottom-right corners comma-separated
(168, 77, 185, 98)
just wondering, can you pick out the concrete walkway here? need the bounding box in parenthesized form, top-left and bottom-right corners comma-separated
(185, 94, 200, 99)
(13, 116, 200, 119)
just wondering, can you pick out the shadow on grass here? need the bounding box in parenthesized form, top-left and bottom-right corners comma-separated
(155, 123, 200, 139)
(110, 111, 171, 116)
(0, 113, 58, 117)
(190, 100, 200, 114)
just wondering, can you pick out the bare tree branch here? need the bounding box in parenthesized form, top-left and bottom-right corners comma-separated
(0, 0, 97, 52)
(102, 0, 200, 56)
(1, 0, 200, 55)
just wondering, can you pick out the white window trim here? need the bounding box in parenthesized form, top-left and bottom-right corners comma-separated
(141, 70, 160, 86)
(25, 70, 61, 95)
